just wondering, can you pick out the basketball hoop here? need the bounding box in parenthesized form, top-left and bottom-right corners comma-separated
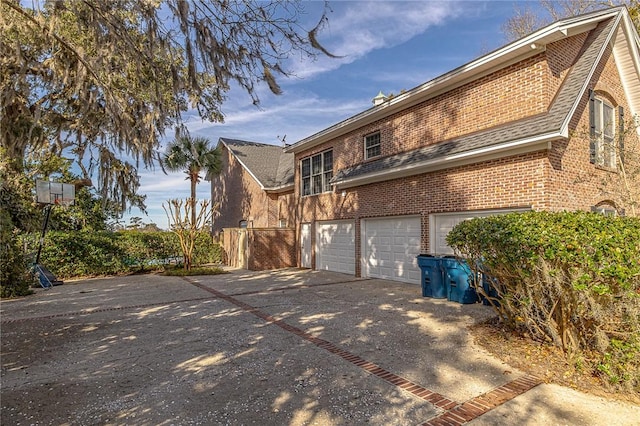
(36, 180, 75, 207)
(33, 180, 77, 268)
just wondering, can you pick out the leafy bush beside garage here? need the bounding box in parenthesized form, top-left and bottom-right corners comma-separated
(446, 211, 640, 392)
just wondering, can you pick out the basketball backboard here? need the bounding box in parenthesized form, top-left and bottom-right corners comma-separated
(36, 180, 75, 206)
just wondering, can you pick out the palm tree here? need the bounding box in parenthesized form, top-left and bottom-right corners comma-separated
(162, 135, 221, 225)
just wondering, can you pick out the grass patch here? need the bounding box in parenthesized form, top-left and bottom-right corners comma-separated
(162, 266, 227, 276)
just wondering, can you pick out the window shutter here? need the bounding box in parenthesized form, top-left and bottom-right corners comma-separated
(589, 89, 596, 164)
(618, 106, 625, 165)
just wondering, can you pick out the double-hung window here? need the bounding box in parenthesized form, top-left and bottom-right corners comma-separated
(301, 150, 333, 196)
(590, 91, 616, 169)
(364, 132, 381, 159)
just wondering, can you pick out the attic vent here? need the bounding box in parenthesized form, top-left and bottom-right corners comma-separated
(372, 91, 387, 106)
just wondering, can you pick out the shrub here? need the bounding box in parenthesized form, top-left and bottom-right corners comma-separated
(447, 211, 640, 391)
(192, 231, 223, 265)
(117, 230, 181, 268)
(19, 230, 224, 280)
(0, 211, 33, 297)
(34, 231, 128, 278)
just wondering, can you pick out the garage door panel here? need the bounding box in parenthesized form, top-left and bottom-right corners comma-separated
(316, 221, 355, 275)
(363, 216, 421, 285)
(431, 209, 528, 255)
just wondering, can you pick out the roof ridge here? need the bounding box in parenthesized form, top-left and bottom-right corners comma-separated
(219, 137, 293, 191)
(287, 6, 628, 153)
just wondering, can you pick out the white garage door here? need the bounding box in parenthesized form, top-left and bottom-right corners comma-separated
(316, 220, 355, 275)
(431, 209, 528, 255)
(362, 216, 421, 284)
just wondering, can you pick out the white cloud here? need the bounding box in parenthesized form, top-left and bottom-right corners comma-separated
(186, 87, 367, 145)
(292, 1, 464, 78)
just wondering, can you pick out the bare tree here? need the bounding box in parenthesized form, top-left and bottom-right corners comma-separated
(1, 0, 333, 213)
(164, 198, 213, 270)
(502, 0, 640, 41)
(502, 5, 547, 42)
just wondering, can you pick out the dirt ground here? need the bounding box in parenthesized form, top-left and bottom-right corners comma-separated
(471, 320, 640, 405)
(2, 271, 639, 425)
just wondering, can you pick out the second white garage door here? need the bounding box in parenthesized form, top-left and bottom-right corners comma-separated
(431, 209, 529, 255)
(316, 220, 355, 275)
(362, 216, 421, 284)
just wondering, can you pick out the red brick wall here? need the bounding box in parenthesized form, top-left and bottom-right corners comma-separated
(296, 35, 590, 175)
(222, 227, 296, 270)
(547, 46, 640, 213)
(299, 151, 549, 275)
(211, 145, 295, 235)
(247, 228, 296, 270)
(291, 26, 640, 276)
(298, 58, 573, 175)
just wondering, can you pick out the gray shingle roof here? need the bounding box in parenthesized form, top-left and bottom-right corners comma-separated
(219, 138, 294, 190)
(333, 15, 619, 184)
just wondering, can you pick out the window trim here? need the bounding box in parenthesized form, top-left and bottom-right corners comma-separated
(364, 131, 381, 160)
(300, 150, 333, 196)
(590, 92, 617, 170)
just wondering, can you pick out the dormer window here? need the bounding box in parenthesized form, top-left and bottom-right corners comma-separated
(364, 132, 381, 159)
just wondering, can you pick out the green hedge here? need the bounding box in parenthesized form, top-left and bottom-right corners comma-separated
(1, 210, 32, 298)
(446, 211, 640, 392)
(19, 230, 223, 280)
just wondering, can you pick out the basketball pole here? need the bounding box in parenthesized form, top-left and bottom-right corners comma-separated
(35, 203, 53, 265)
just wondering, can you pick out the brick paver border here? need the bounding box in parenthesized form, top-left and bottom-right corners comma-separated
(422, 374, 542, 425)
(184, 278, 542, 424)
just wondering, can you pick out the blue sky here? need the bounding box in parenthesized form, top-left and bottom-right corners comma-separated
(125, 1, 540, 228)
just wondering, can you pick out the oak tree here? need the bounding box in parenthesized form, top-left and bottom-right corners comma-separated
(1, 0, 332, 213)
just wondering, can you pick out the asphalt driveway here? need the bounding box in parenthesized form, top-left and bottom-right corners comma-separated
(1, 269, 638, 425)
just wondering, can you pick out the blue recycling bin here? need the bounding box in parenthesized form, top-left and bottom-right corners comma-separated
(416, 255, 446, 299)
(441, 256, 479, 304)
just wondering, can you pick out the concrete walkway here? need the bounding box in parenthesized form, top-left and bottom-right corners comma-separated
(1, 269, 638, 425)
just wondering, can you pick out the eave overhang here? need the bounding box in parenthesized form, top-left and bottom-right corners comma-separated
(264, 183, 294, 194)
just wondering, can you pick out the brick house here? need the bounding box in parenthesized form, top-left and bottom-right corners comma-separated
(281, 7, 640, 283)
(210, 138, 297, 269)
(210, 138, 294, 234)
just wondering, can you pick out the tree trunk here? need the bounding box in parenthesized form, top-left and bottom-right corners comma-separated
(190, 174, 197, 226)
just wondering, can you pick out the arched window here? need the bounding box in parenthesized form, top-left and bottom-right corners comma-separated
(591, 201, 622, 217)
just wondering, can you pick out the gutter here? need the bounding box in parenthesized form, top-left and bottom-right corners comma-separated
(264, 183, 294, 194)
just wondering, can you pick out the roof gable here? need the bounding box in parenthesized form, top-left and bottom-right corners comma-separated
(331, 10, 638, 189)
(218, 138, 294, 191)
